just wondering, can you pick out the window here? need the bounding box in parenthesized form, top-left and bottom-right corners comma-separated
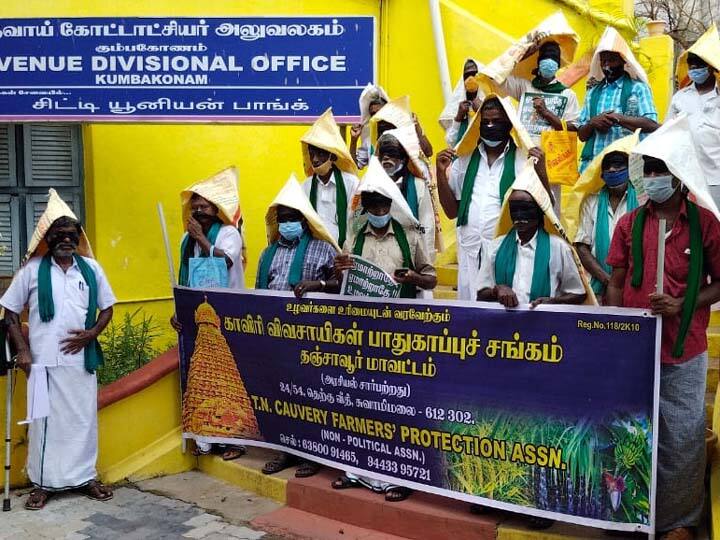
(0, 124, 83, 277)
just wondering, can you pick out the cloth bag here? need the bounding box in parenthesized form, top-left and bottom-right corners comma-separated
(188, 241, 228, 288)
(540, 120, 578, 186)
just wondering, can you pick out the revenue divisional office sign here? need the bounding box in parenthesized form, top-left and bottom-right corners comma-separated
(0, 17, 375, 122)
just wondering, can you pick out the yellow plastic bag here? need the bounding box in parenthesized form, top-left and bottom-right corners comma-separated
(541, 121, 578, 186)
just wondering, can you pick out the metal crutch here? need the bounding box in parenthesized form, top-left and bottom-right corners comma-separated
(2, 324, 15, 512)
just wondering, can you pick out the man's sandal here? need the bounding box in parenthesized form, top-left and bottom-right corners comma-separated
(295, 461, 320, 478)
(25, 488, 51, 510)
(385, 486, 412, 502)
(262, 453, 298, 475)
(81, 480, 113, 501)
(221, 446, 246, 461)
(331, 476, 360, 489)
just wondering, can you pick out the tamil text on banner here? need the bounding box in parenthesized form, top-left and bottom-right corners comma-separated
(175, 287, 659, 533)
(0, 17, 374, 122)
(340, 255, 401, 298)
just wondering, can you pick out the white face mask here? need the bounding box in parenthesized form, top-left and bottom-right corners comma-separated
(643, 175, 677, 203)
(381, 159, 404, 177)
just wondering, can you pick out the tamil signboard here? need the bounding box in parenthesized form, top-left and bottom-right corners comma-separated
(0, 16, 375, 122)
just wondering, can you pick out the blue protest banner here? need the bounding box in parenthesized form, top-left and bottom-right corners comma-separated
(0, 17, 375, 122)
(175, 287, 660, 533)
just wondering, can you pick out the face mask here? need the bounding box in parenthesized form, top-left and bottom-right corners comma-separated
(601, 168, 629, 187)
(464, 76, 479, 93)
(48, 231, 80, 252)
(367, 211, 392, 229)
(688, 67, 711, 85)
(312, 158, 333, 176)
(509, 200, 542, 223)
(381, 159, 404, 177)
(602, 64, 625, 81)
(481, 137, 504, 148)
(278, 221, 304, 241)
(643, 175, 677, 203)
(480, 122, 511, 145)
(538, 58, 559, 80)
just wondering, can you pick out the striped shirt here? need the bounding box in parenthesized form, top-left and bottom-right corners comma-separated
(255, 236, 336, 291)
(578, 76, 657, 171)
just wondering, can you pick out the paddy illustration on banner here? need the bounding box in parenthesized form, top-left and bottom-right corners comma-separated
(0, 16, 375, 121)
(174, 287, 659, 532)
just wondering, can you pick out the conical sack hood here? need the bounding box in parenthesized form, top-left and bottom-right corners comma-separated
(24, 188, 93, 263)
(181, 166, 241, 227)
(265, 174, 341, 252)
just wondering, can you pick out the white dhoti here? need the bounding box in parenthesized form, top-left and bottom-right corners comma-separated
(27, 365, 98, 491)
(457, 243, 482, 301)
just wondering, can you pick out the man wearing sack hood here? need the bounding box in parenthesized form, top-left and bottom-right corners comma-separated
(300, 108, 360, 249)
(258, 175, 340, 478)
(171, 167, 247, 461)
(606, 117, 720, 540)
(439, 58, 484, 146)
(577, 27, 659, 172)
(666, 25, 720, 208)
(1, 189, 116, 510)
(376, 127, 436, 261)
(477, 170, 586, 309)
(436, 96, 550, 301)
(336, 158, 437, 299)
(571, 135, 639, 301)
(499, 41, 580, 132)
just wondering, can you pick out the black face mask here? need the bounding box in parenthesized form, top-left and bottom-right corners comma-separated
(47, 231, 80, 252)
(602, 64, 625, 81)
(480, 122, 511, 142)
(509, 200, 542, 222)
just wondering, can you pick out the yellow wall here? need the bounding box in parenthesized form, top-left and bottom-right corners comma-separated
(1, 0, 664, 345)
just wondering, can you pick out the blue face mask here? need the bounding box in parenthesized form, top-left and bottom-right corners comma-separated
(688, 67, 711, 85)
(367, 211, 392, 228)
(538, 58, 559, 80)
(643, 175, 677, 203)
(278, 221, 304, 241)
(601, 168, 629, 187)
(481, 137, 504, 148)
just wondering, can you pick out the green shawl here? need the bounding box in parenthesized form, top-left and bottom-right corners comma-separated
(257, 231, 312, 290)
(353, 219, 416, 298)
(495, 227, 551, 301)
(591, 185, 638, 294)
(309, 166, 348, 247)
(178, 221, 221, 287)
(38, 253, 104, 374)
(580, 74, 633, 163)
(631, 201, 703, 358)
(531, 77, 567, 94)
(455, 117, 469, 145)
(457, 141, 517, 226)
(399, 173, 419, 219)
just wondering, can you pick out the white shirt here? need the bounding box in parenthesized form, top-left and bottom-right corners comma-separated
(477, 232, 585, 304)
(0, 255, 117, 367)
(302, 170, 360, 243)
(185, 224, 244, 289)
(666, 84, 720, 186)
(574, 191, 632, 258)
(449, 143, 527, 252)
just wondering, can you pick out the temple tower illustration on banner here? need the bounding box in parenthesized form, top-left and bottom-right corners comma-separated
(182, 299, 261, 439)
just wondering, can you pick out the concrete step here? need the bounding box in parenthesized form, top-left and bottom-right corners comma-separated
(436, 263, 457, 287)
(286, 468, 497, 540)
(252, 506, 411, 540)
